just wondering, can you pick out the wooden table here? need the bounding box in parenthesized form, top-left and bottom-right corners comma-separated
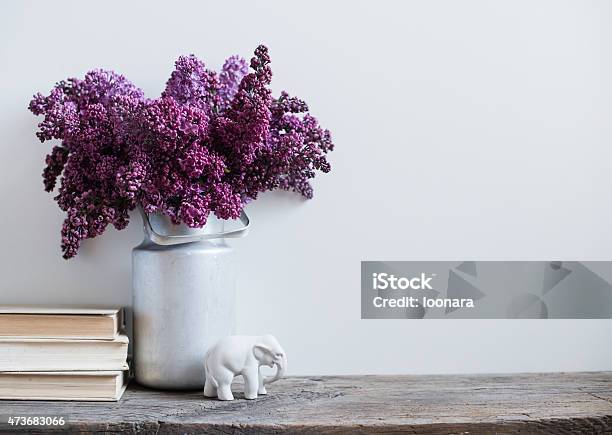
(1, 372, 611, 434)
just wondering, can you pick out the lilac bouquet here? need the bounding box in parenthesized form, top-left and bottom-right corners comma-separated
(29, 45, 334, 258)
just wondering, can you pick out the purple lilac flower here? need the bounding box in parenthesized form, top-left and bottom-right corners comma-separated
(218, 55, 249, 109)
(162, 55, 220, 113)
(30, 70, 145, 258)
(30, 45, 334, 259)
(42, 145, 69, 191)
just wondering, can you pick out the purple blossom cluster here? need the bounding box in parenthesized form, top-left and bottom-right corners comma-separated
(29, 45, 334, 259)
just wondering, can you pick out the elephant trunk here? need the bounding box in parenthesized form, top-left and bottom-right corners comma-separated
(264, 355, 287, 385)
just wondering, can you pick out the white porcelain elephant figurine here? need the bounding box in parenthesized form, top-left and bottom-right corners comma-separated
(204, 334, 287, 400)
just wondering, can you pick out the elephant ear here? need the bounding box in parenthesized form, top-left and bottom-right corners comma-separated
(253, 343, 274, 361)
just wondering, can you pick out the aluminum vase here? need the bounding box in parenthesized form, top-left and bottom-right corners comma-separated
(132, 210, 249, 389)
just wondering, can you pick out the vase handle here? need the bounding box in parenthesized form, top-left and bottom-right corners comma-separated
(140, 209, 250, 245)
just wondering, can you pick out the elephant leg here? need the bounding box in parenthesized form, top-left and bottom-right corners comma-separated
(203, 378, 217, 398)
(211, 367, 235, 400)
(217, 383, 234, 401)
(258, 368, 267, 395)
(243, 367, 260, 400)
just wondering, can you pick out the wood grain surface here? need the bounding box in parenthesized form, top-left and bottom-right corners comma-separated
(0, 372, 611, 434)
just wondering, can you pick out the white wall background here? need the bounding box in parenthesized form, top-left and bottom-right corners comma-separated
(1, 0, 611, 375)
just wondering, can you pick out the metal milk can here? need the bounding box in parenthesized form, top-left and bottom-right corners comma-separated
(132, 208, 249, 390)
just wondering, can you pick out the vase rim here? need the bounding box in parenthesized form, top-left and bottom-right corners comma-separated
(144, 211, 225, 238)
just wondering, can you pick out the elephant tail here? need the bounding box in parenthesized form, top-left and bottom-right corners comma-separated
(204, 350, 219, 388)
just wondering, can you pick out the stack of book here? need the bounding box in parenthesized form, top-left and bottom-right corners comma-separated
(0, 306, 129, 401)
